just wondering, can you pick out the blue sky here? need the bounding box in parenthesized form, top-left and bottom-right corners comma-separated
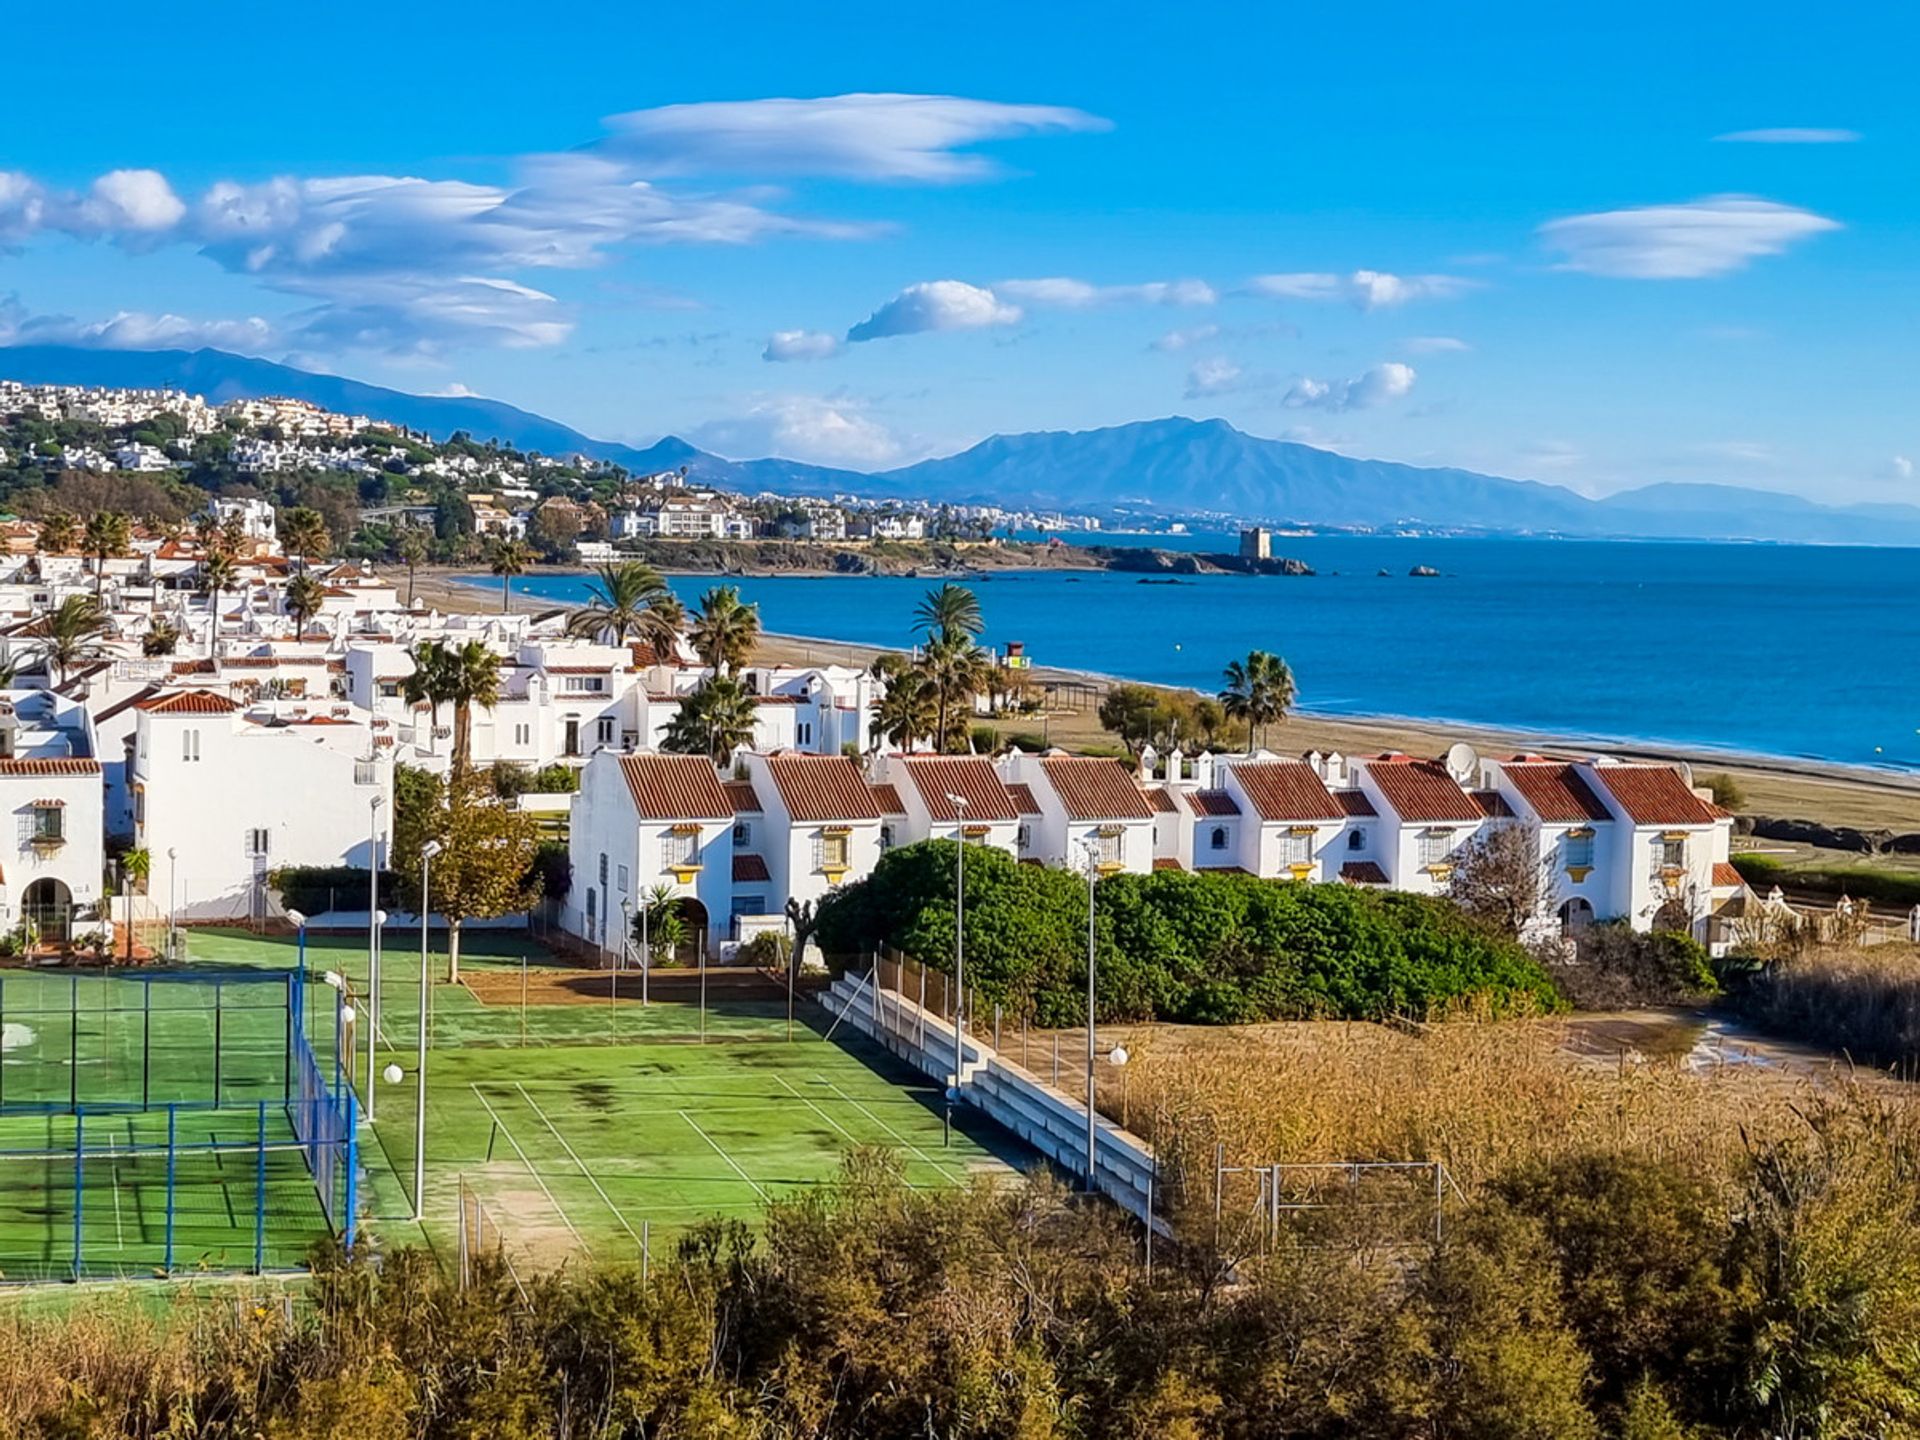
(2, 0, 1915, 501)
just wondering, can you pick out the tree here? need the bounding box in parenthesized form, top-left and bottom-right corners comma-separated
(82, 510, 130, 600)
(201, 549, 238, 652)
(1448, 822, 1557, 938)
(912, 582, 983, 645)
(489, 538, 533, 613)
(1098, 683, 1173, 757)
(30, 595, 109, 685)
(403, 640, 500, 778)
(527, 502, 582, 561)
(392, 767, 541, 983)
(918, 632, 989, 753)
(279, 506, 332, 570)
(1219, 649, 1296, 752)
(567, 561, 683, 653)
(141, 619, 183, 657)
(633, 884, 688, 962)
(284, 572, 327, 639)
(662, 674, 758, 766)
(689, 586, 761, 677)
(397, 527, 429, 607)
(871, 653, 936, 752)
(36, 511, 77, 555)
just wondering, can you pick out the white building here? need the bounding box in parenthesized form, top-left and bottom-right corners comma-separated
(998, 752, 1156, 875)
(739, 751, 885, 935)
(0, 692, 106, 943)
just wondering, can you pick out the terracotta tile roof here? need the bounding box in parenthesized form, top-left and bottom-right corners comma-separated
(1340, 861, 1390, 885)
(1145, 785, 1183, 815)
(753, 694, 803, 705)
(733, 853, 771, 884)
(1334, 790, 1377, 817)
(0, 758, 100, 775)
(616, 754, 731, 820)
(542, 664, 611, 675)
(1712, 861, 1746, 889)
(1006, 782, 1043, 816)
(723, 780, 762, 813)
(134, 690, 238, 716)
(1039, 756, 1155, 820)
(94, 686, 162, 725)
(1498, 763, 1612, 824)
(898, 756, 1020, 822)
(1228, 761, 1345, 822)
(1362, 759, 1484, 823)
(764, 754, 881, 822)
(1152, 857, 1185, 871)
(869, 782, 906, 814)
(1588, 765, 1718, 827)
(1472, 790, 1515, 818)
(1187, 788, 1240, 817)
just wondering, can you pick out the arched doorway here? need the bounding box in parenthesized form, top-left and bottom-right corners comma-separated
(22, 878, 72, 944)
(1558, 897, 1595, 935)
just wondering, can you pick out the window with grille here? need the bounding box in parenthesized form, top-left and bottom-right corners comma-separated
(182, 729, 201, 763)
(662, 831, 698, 869)
(616, 863, 629, 895)
(1347, 827, 1367, 852)
(1653, 835, 1685, 872)
(1097, 830, 1124, 866)
(1564, 830, 1595, 869)
(733, 821, 751, 848)
(1280, 831, 1312, 865)
(1418, 830, 1455, 867)
(1210, 826, 1228, 851)
(22, 807, 63, 843)
(1016, 824, 1031, 850)
(813, 831, 850, 871)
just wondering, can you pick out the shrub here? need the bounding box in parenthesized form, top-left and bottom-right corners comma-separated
(736, 931, 793, 969)
(271, 865, 401, 915)
(1731, 852, 1920, 908)
(1700, 772, 1745, 810)
(1725, 941, 1920, 1067)
(1551, 924, 1717, 1009)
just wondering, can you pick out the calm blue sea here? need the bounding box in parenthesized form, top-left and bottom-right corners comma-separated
(499, 537, 1920, 772)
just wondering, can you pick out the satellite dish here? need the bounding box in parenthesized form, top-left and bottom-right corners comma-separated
(1444, 741, 1479, 783)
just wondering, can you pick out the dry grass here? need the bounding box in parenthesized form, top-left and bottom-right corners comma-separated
(1735, 941, 1920, 1070)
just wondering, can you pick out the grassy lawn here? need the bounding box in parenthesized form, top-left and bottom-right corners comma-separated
(166, 928, 1030, 1273)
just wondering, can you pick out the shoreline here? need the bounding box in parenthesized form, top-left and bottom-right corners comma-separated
(414, 568, 1920, 830)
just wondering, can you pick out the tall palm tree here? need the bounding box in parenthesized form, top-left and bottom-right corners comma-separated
(918, 632, 990, 753)
(279, 507, 331, 571)
(141, 619, 183, 657)
(397, 527, 429, 607)
(284, 572, 327, 639)
(489, 537, 533, 612)
(912, 582, 984, 645)
(36, 511, 77, 555)
(32, 595, 109, 685)
(689, 586, 761, 677)
(1219, 650, 1296, 753)
(872, 655, 937, 752)
(83, 511, 130, 600)
(661, 674, 758, 766)
(201, 549, 238, 653)
(404, 639, 501, 777)
(567, 561, 683, 654)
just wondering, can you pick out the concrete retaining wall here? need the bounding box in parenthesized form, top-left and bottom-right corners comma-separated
(820, 971, 1159, 1225)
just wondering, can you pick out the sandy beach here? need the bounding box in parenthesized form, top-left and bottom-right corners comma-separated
(413, 566, 1920, 832)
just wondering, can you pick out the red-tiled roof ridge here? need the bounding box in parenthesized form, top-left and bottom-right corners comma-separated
(1497, 762, 1612, 824)
(134, 690, 238, 716)
(1340, 861, 1389, 885)
(896, 755, 1020, 822)
(1361, 757, 1484, 823)
(868, 782, 906, 814)
(1187, 789, 1240, 817)
(0, 758, 101, 775)
(764, 753, 881, 822)
(1587, 763, 1718, 827)
(1225, 760, 1344, 822)
(616, 753, 731, 820)
(733, 853, 771, 884)
(723, 779, 763, 813)
(1711, 861, 1746, 889)
(1006, 782, 1043, 816)
(1038, 756, 1155, 820)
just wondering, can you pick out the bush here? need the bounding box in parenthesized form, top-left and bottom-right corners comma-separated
(528, 840, 571, 901)
(270, 865, 401, 915)
(737, 932, 793, 969)
(1700, 772, 1745, 810)
(1552, 924, 1718, 1009)
(492, 761, 580, 798)
(1731, 852, 1920, 909)
(816, 841, 1563, 1024)
(1724, 942, 1920, 1067)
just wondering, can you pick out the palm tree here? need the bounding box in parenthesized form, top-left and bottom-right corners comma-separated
(871, 654, 937, 751)
(912, 582, 984, 645)
(279, 507, 331, 571)
(689, 586, 761, 677)
(397, 527, 429, 607)
(83, 511, 130, 600)
(489, 537, 533, 612)
(1219, 650, 1296, 753)
(661, 674, 758, 766)
(918, 633, 990, 752)
(36, 511, 77, 555)
(201, 549, 238, 652)
(31, 595, 109, 685)
(284, 572, 327, 639)
(141, 620, 183, 657)
(567, 561, 683, 654)
(404, 639, 500, 776)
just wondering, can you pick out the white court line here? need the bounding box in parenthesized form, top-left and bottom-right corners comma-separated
(467, 1084, 586, 1247)
(512, 1082, 644, 1250)
(677, 1111, 769, 1202)
(107, 1132, 124, 1248)
(816, 1076, 966, 1182)
(773, 1073, 868, 1150)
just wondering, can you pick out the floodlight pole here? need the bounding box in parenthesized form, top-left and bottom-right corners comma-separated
(167, 847, 178, 959)
(949, 794, 968, 1103)
(414, 839, 441, 1224)
(1080, 837, 1099, 1192)
(366, 792, 385, 1125)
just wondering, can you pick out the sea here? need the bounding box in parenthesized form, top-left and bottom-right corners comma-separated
(496, 535, 1920, 774)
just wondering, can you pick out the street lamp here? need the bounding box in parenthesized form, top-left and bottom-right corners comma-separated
(367, 793, 385, 1124)
(1079, 836, 1100, 1191)
(166, 846, 178, 959)
(946, 792, 969, 1105)
(413, 838, 443, 1223)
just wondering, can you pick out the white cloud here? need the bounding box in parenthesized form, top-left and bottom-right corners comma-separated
(596, 93, 1108, 182)
(1283, 361, 1417, 412)
(1247, 269, 1475, 310)
(1401, 335, 1470, 354)
(1715, 128, 1860, 144)
(996, 276, 1216, 308)
(0, 297, 274, 352)
(1519, 440, 1583, 469)
(1887, 455, 1912, 480)
(278, 273, 571, 353)
(1694, 440, 1775, 465)
(846, 280, 1021, 342)
(73, 169, 186, 233)
(1152, 323, 1221, 352)
(1184, 357, 1245, 398)
(763, 329, 842, 362)
(689, 394, 904, 468)
(1538, 195, 1841, 279)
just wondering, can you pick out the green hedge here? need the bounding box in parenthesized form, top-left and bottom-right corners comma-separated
(816, 841, 1562, 1025)
(270, 865, 401, 915)
(1731, 853, 1920, 909)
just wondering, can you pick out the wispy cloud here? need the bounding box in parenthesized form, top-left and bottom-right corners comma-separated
(1248, 269, 1476, 310)
(846, 281, 1022, 342)
(996, 276, 1216, 308)
(1888, 455, 1913, 481)
(0, 295, 274, 352)
(1714, 128, 1860, 144)
(763, 329, 842, 362)
(1184, 356, 1246, 398)
(1152, 323, 1221, 352)
(1401, 335, 1471, 354)
(1283, 361, 1417, 412)
(1538, 195, 1840, 279)
(688, 392, 905, 467)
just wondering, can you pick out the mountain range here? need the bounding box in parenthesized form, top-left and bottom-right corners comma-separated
(6, 344, 1918, 546)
